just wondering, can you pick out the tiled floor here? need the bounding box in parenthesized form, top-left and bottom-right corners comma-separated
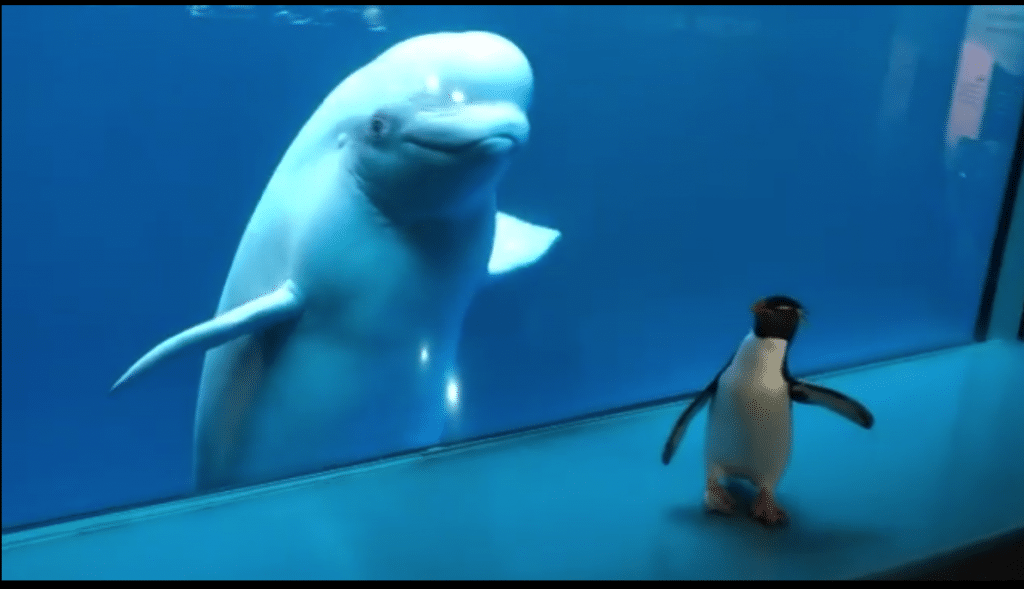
(3, 340, 1023, 579)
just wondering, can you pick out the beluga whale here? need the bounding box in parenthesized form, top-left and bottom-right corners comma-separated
(111, 31, 561, 492)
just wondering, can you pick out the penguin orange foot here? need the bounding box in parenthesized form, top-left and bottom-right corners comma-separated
(704, 478, 738, 515)
(751, 488, 787, 526)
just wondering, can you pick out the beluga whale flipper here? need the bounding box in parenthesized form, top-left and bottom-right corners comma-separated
(111, 31, 561, 491)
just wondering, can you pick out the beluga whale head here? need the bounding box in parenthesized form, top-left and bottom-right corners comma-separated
(281, 31, 533, 224)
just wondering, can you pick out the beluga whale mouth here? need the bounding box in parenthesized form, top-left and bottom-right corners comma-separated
(404, 132, 521, 155)
(398, 99, 531, 158)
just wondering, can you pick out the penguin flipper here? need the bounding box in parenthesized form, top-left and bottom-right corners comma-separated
(790, 381, 874, 429)
(661, 383, 716, 465)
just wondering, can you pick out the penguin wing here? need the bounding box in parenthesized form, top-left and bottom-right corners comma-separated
(661, 365, 726, 466)
(789, 381, 874, 429)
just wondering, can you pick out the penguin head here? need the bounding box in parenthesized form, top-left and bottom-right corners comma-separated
(751, 295, 806, 340)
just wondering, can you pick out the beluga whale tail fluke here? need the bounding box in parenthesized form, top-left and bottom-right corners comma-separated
(111, 31, 561, 491)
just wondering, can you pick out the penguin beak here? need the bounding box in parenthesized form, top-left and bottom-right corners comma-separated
(797, 308, 808, 326)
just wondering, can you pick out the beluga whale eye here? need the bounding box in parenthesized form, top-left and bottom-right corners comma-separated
(369, 112, 390, 138)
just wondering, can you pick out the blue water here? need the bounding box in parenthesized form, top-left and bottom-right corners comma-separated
(2, 6, 1021, 531)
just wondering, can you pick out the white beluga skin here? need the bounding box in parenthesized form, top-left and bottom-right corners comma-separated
(112, 31, 561, 491)
(661, 296, 874, 526)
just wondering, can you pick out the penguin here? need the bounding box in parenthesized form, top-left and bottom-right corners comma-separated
(660, 295, 874, 526)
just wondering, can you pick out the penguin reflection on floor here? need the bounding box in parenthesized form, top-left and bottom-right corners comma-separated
(661, 296, 874, 526)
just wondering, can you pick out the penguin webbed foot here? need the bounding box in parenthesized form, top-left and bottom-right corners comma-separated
(704, 479, 738, 515)
(751, 488, 788, 526)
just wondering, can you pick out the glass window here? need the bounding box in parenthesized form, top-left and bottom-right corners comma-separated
(2, 5, 1022, 530)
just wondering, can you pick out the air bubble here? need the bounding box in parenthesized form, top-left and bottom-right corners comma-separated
(186, 5, 387, 32)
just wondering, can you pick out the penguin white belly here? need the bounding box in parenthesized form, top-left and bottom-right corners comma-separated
(705, 339, 792, 489)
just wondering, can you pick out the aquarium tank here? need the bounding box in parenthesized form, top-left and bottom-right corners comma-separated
(3, 5, 1023, 580)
